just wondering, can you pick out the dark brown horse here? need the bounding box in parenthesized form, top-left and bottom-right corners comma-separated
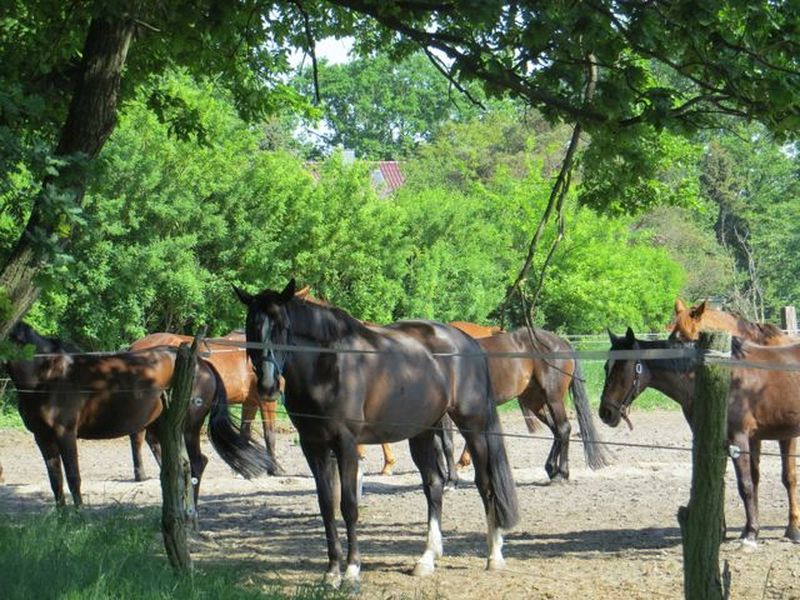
(212, 279, 519, 588)
(129, 331, 281, 477)
(451, 324, 610, 479)
(599, 328, 800, 546)
(5, 322, 265, 507)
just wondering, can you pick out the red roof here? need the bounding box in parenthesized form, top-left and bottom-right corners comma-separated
(375, 161, 405, 192)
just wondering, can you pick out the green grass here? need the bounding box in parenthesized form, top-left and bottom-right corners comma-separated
(0, 509, 341, 600)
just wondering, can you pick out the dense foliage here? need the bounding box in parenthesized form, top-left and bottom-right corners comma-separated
(16, 72, 688, 348)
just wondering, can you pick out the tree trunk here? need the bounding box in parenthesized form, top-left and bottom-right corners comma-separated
(0, 15, 136, 337)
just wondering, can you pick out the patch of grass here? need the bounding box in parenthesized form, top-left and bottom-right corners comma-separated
(0, 509, 341, 600)
(0, 387, 23, 429)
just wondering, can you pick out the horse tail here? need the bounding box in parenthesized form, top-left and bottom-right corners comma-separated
(518, 403, 541, 433)
(570, 359, 612, 470)
(207, 361, 273, 479)
(483, 378, 520, 530)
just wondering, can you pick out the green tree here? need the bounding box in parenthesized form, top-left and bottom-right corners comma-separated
(296, 52, 486, 159)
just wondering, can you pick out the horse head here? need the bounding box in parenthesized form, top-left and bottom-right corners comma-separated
(669, 298, 708, 341)
(234, 279, 296, 399)
(599, 327, 648, 430)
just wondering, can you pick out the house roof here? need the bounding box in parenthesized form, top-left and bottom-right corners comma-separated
(372, 161, 405, 193)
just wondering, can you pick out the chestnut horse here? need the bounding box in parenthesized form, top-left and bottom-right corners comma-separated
(215, 280, 519, 587)
(600, 328, 800, 545)
(5, 322, 264, 507)
(129, 331, 281, 477)
(453, 326, 610, 479)
(670, 299, 798, 345)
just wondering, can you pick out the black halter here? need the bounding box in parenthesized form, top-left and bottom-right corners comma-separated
(619, 359, 644, 413)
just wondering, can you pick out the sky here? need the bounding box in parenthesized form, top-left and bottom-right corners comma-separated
(290, 37, 354, 68)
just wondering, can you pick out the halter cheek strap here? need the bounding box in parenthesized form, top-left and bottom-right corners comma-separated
(620, 360, 644, 412)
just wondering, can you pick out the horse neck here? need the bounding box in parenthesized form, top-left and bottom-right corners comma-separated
(644, 362, 695, 412)
(286, 298, 366, 344)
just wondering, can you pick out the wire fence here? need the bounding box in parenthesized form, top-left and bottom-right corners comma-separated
(3, 332, 800, 460)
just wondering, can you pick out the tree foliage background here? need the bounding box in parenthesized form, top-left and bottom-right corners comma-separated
(1, 2, 798, 348)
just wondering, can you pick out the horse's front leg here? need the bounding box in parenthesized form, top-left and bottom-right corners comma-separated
(35, 433, 65, 506)
(334, 433, 363, 588)
(56, 430, 82, 507)
(730, 434, 758, 546)
(779, 438, 800, 541)
(300, 438, 343, 586)
(409, 432, 445, 577)
(130, 430, 147, 482)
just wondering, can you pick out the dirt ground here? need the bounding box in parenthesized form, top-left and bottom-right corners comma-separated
(1, 409, 799, 599)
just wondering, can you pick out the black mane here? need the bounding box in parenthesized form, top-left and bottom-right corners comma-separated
(612, 336, 696, 373)
(285, 297, 375, 344)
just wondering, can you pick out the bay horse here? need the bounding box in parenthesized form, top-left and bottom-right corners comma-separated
(450, 324, 610, 479)
(129, 331, 281, 477)
(670, 299, 798, 345)
(213, 279, 519, 587)
(5, 322, 264, 507)
(599, 327, 800, 545)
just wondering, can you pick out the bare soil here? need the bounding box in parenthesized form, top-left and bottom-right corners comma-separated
(1, 410, 799, 599)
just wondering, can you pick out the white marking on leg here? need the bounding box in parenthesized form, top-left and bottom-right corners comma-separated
(413, 516, 442, 576)
(344, 563, 360, 582)
(486, 512, 506, 570)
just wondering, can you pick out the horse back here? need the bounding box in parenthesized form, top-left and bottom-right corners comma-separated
(20, 348, 178, 440)
(729, 339, 800, 439)
(131, 331, 254, 403)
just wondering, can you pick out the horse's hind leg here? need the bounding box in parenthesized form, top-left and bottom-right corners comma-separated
(779, 438, 800, 541)
(258, 400, 282, 475)
(130, 430, 148, 482)
(438, 414, 459, 489)
(300, 438, 344, 586)
(56, 431, 82, 507)
(380, 443, 397, 475)
(730, 433, 759, 546)
(408, 431, 445, 577)
(34, 433, 65, 506)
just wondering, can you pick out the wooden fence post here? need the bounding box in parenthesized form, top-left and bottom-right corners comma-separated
(678, 330, 731, 600)
(159, 339, 198, 573)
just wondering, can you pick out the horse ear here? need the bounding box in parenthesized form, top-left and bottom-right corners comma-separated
(280, 278, 296, 302)
(692, 300, 707, 318)
(233, 285, 254, 306)
(674, 298, 686, 313)
(625, 327, 636, 343)
(607, 328, 618, 343)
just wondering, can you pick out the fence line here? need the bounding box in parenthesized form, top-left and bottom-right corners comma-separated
(13, 339, 800, 373)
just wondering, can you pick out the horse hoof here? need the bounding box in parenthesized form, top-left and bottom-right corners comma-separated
(548, 473, 568, 484)
(342, 565, 361, 593)
(380, 465, 395, 476)
(738, 538, 758, 552)
(413, 560, 435, 577)
(323, 569, 342, 588)
(784, 525, 800, 542)
(486, 557, 506, 571)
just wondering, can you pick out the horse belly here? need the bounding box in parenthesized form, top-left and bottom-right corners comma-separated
(76, 393, 162, 439)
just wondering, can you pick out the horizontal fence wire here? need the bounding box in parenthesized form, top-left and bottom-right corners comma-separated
(4, 336, 800, 459)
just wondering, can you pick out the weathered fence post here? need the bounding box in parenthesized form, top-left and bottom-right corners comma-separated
(159, 339, 199, 573)
(678, 330, 731, 600)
